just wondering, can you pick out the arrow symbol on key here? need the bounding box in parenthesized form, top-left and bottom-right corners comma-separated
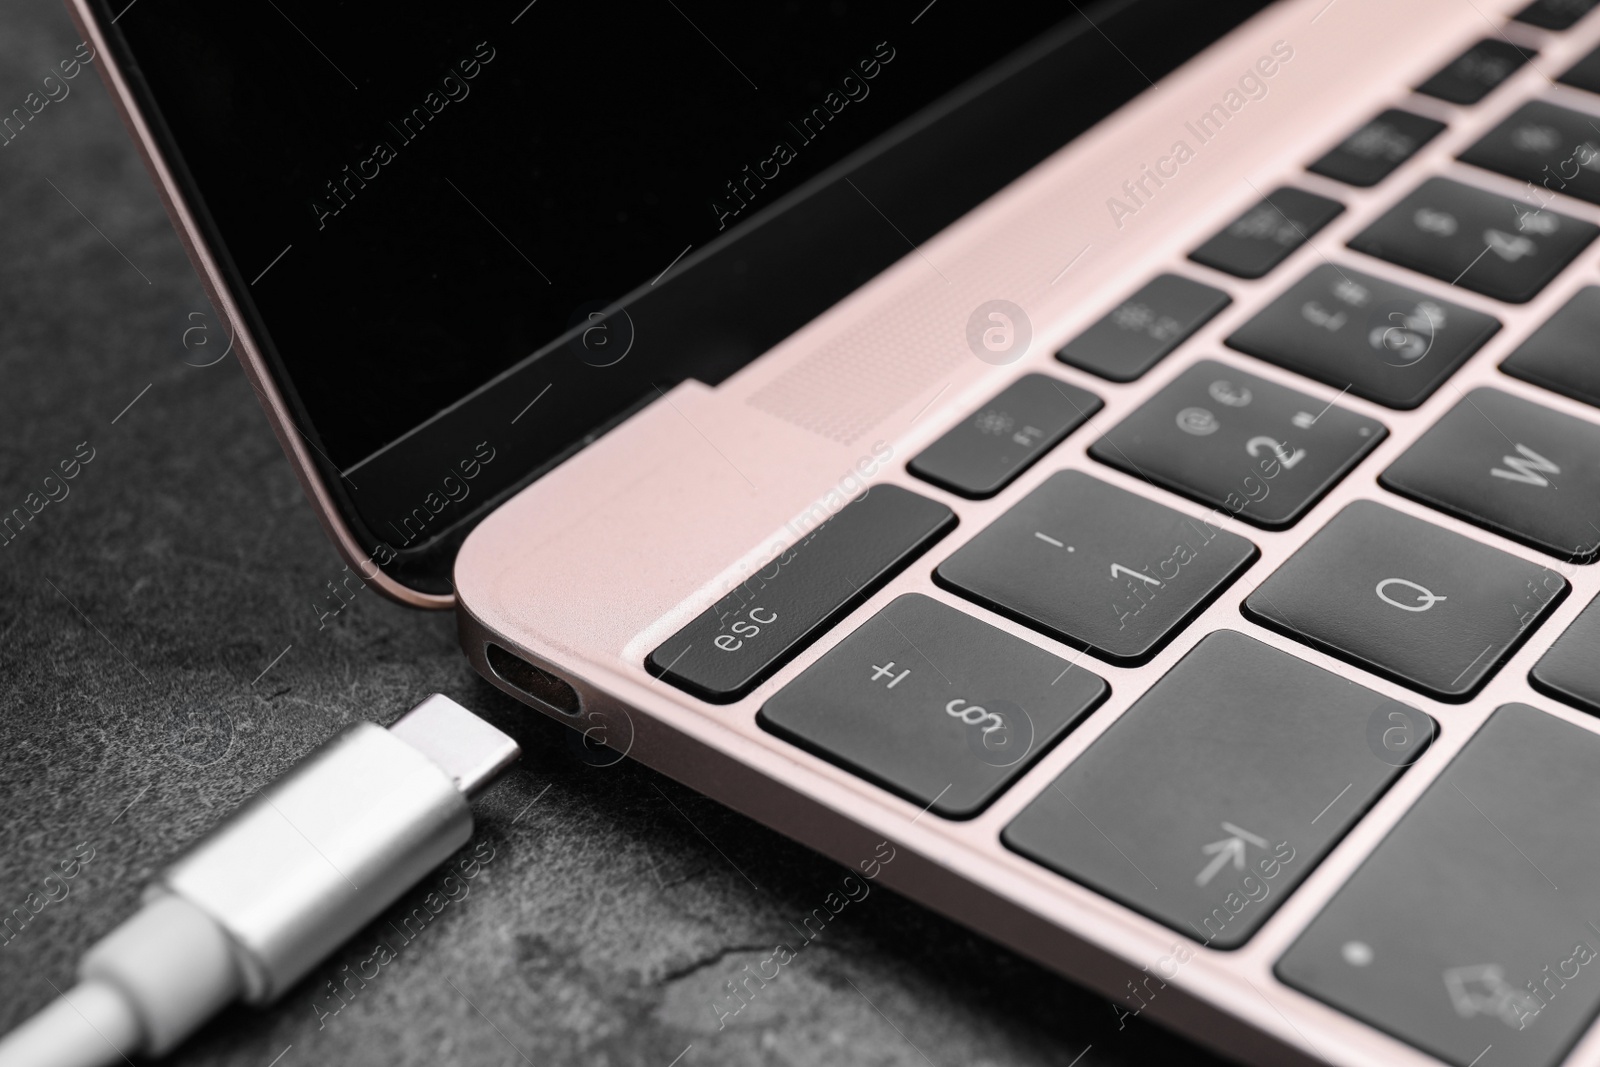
(1196, 822, 1269, 887)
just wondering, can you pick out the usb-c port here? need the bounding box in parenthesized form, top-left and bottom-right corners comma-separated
(485, 643, 582, 716)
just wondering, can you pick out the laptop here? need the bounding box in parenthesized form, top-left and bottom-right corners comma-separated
(68, 0, 1600, 1063)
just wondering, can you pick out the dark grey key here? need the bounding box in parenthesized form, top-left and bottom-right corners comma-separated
(1279, 703, 1600, 1067)
(1244, 501, 1567, 700)
(1532, 593, 1600, 713)
(1417, 39, 1534, 104)
(1561, 39, 1600, 93)
(1225, 264, 1501, 409)
(759, 594, 1108, 819)
(1380, 387, 1600, 562)
(1005, 631, 1430, 950)
(649, 485, 955, 703)
(909, 374, 1101, 499)
(1090, 360, 1386, 529)
(1502, 285, 1600, 408)
(1189, 187, 1345, 279)
(1348, 178, 1597, 304)
(1460, 100, 1600, 206)
(1056, 274, 1231, 382)
(935, 471, 1256, 665)
(1308, 108, 1447, 188)
(1517, 0, 1598, 28)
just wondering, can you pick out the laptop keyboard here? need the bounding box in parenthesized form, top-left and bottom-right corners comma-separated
(1379, 387, 1600, 560)
(1416, 38, 1535, 104)
(1088, 359, 1386, 528)
(1532, 594, 1600, 710)
(1004, 630, 1427, 950)
(758, 593, 1108, 819)
(647, 7, 1600, 1064)
(1502, 284, 1600, 404)
(1243, 501, 1567, 700)
(1055, 272, 1231, 381)
(1308, 108, 1447, 187)
(1460, 99, 1600, 203)
(1224, 263, 1501, 407)
(1187, 186, 1345, 279)
(1349, 176, 1598, 302)
(933, 470, 1258, 666)
(1561, 37, 1600, 87)
(1517, 0, 1600, 30)
(906, 373, 1101, 498)
(648, 484, 955, 702)
(1278, 704, 1600, 1066)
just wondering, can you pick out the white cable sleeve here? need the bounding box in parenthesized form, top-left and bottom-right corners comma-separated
(80, 894, 241, 1055)
(0, 694, 518, 1067)
(0, 980, 139, 1067)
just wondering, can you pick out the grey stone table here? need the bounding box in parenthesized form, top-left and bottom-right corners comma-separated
(0, 4, 1237, 1064)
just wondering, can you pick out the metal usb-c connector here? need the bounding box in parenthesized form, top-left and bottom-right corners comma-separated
(0, 695, 519, 1067)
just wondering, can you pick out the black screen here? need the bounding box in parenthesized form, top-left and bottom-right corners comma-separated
(92, 0, 1272, 592)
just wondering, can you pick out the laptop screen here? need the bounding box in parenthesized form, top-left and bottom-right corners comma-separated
(93, 0, 1273, 592)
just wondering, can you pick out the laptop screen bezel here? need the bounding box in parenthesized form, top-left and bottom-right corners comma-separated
(73, 0, 1276, 600)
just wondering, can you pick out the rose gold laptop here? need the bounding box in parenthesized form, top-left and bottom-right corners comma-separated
(70, 0, 1600, 1062)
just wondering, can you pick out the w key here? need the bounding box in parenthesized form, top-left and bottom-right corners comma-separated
(1380, 387, 1600, 562)
(1349, 177, 1597, 303)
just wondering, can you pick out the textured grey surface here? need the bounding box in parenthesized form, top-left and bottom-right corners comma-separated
(0, 4, 1238, 1064)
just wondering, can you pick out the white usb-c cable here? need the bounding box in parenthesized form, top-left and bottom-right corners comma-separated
(0, 694, 520, 1067)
